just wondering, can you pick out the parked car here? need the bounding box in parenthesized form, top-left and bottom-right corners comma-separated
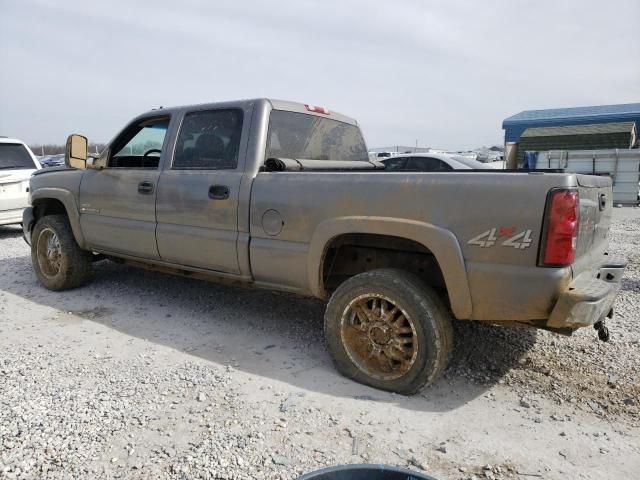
(380, 153, 497, 171)
(0, 137, 41, 225)
(40, 154, 66, 168)
(22, 99, 625, 394)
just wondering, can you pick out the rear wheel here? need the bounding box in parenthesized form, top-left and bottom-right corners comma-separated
(31, 215, 92, 291)
(324, 269, 453, 394)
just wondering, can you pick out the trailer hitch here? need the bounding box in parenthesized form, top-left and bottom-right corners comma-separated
(594, 321, 609, 342)
(594, 309, 613, 342)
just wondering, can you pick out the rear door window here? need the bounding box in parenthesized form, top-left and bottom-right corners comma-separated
(382, 157, 408, 170)
(266, 110, 368, 162)
(173, 109, 243, 170)
(406, 157, 453, 171)
(0, 143, 36, 169)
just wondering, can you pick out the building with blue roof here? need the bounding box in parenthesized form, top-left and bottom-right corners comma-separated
(502, 103, 640, 143)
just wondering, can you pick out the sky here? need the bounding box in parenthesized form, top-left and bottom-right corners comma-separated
(1, 0, 638, 150)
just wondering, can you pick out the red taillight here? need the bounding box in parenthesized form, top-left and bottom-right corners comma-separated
(305, 104, 330, 115)
(541, 190, 579, 266)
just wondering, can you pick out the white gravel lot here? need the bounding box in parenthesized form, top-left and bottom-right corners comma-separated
(1, 208, 639, 480)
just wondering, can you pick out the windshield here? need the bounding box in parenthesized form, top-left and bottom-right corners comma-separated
(265, 110, 368, 161)
(0, 143, 36, 169)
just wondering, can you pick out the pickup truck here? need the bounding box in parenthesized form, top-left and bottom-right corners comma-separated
(22, 99, 627, 394)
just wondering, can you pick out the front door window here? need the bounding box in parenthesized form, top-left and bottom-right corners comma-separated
(109, 118, 170, 169)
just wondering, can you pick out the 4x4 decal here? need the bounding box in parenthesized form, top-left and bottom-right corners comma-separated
(468, 228, 533, 249)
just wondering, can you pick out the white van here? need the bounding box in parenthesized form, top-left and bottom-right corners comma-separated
(0, 137, 41, 225)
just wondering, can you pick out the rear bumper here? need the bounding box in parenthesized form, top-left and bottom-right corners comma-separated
(0, 208, 25, 226)
(22, 207, 34, 245)
(547, 255, 627, 329)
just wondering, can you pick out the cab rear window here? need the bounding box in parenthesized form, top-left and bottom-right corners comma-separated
(0, 143, 36, 169)
(265, 110, 368, 162)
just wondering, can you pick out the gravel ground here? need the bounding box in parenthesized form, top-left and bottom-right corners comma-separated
(1, 208, 639, 479)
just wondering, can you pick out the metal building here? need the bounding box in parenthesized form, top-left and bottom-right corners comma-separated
(502, 103, 640, 143)
(502, 103, 640, 170)
(502, 104, 640, 204)
(517, 122, 637, 163)
(536, 149, 640, 204)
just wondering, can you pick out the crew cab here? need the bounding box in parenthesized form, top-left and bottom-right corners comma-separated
(22, 99, 626, 394)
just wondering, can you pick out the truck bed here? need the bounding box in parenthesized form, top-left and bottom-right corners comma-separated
(249, 170, 611, 323)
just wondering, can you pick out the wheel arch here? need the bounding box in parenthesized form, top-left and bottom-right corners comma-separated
(308, 216, 472, 319)
(30, 188, 86, 247)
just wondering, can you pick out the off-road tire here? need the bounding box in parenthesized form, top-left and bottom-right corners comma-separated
(324, 268, 454, 395)
(31, 214, 92, 291)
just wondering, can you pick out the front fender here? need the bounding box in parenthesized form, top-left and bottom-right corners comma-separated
(308, 216, 472, 320)
(30, 187, 86, 248)
(22, 207, 35, 244)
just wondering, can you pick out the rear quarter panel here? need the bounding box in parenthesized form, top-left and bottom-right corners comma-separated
(250, 171, 578, 321)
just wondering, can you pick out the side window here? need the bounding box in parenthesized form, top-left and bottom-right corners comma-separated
(173, 109, 243, 169)
(109, 117, 170, 169)
(436, 159, 453, 171)
(383, 157, 408, 170)
(407, 157, 453, 171)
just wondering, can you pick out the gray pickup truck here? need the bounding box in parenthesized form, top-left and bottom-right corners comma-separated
(22, 99, 626, 394)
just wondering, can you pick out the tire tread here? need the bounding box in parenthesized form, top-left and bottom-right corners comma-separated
(324, 268, 454, 395)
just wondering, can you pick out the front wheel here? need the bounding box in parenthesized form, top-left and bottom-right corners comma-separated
(324, 269, 453, 395)
(31, 214, 93, 291)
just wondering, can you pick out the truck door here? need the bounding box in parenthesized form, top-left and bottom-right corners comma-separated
(79, 116, 171, 259)
(155, 108, 244, 274)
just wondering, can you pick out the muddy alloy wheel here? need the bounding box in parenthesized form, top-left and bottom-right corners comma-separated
(341, 293, 418, 381)
(325, 268, 454, 395)
(36, 227, 63, 278)
(30, 214, 93, 291)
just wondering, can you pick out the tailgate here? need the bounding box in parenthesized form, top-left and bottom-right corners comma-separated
(572, 174, 613, 274)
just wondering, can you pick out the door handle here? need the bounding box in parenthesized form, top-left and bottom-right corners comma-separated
(138, 181, 154, 194)
(209, 185, 230, 200)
